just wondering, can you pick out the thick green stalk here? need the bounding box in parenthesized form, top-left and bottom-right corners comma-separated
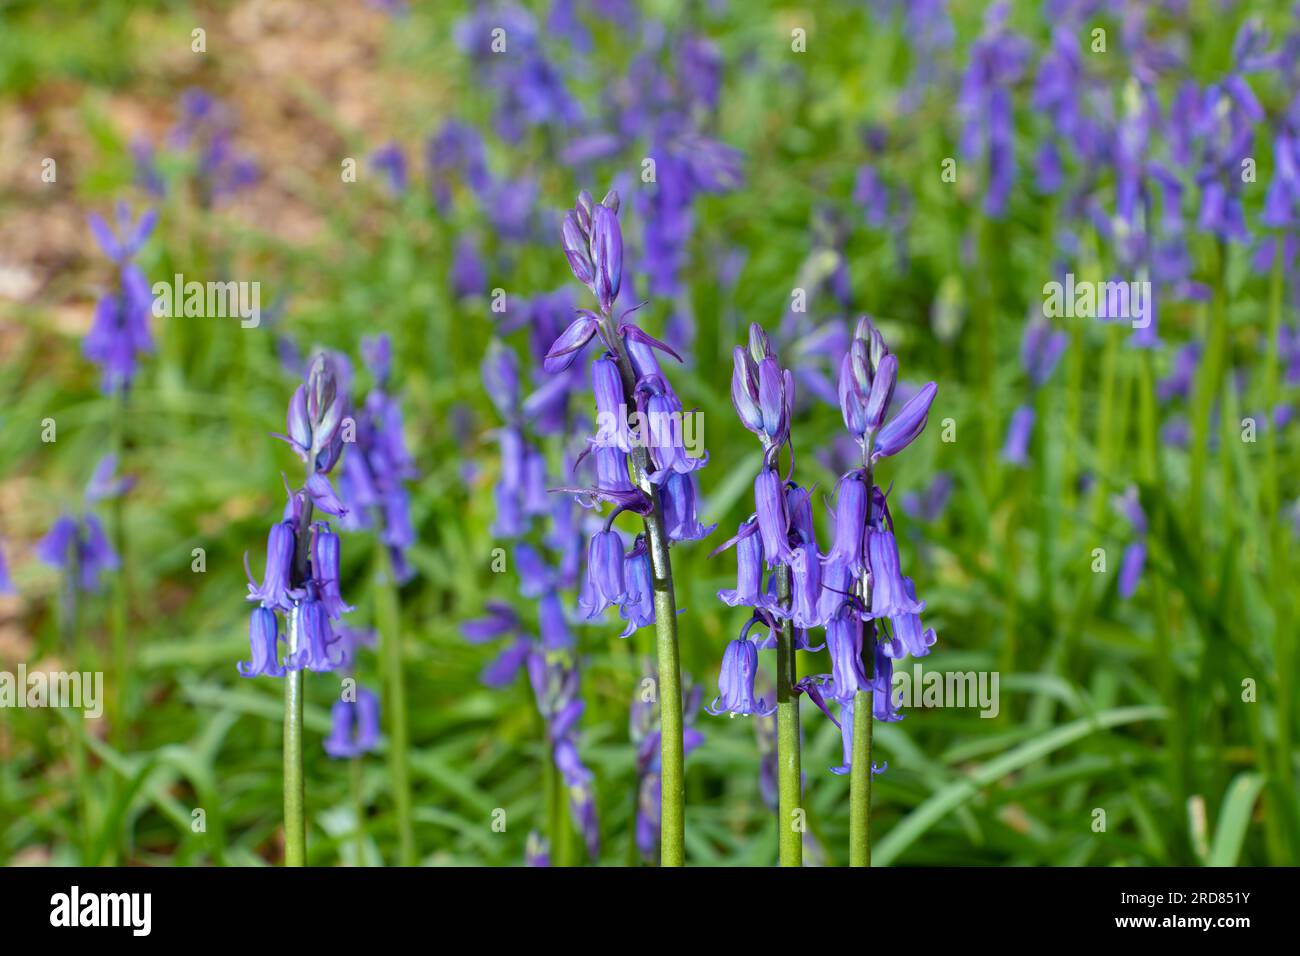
(374, 540, 416, 865)
(645, 513, 685, 867)
(849, 689, 873, 867)
(774, 564, 802, 867)
(598, 316, 686, 867)
(283, 469, 315, 867)
(283, 618, 307, 866)
(849, 457, 875, 867)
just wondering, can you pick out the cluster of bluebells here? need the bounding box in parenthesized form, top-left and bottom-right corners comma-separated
(337, 335, 418, 582)
(323, 626, 382, 760)
(464, 321, 599, 861)
(239, 357, 356, 680)
(1113, 486, 1148, 601)
(713, 319, 938, 778)
(37, 455, 131, 595)
(85, 203, 156, 394)
(546, 190, 714, 633)
(1003, 317, 1068, 466)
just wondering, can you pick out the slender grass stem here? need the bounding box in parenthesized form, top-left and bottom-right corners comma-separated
(774, 564, 802, 867)
(374, 540, 415, 865)
(350, 756, 367, 866)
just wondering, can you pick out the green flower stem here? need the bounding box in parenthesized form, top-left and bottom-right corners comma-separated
(599, 315, 686, 867)
(350, 756, 367, 866)
(283, 623, 307, 867)
(849, 689, 873, 867)
(374, 539, 416, 866)
(774, 563, 802, 867)
(849, 456, 876, 867)
(108, 391, 130, 748)
(645, 510, 685, 867)
(283, 467, 316, 868)
(1263, 241, 1299, 859)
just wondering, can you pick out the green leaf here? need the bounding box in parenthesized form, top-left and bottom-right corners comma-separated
(1207, 773, 1265, 868)
(874, 706, 1166, 866)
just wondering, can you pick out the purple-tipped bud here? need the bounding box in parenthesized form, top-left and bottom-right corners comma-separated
(543, 312, 599, 374)
(287, 386, 312, 454)
(748, 323, 771, 362)
(873, 382, 937, 459)
(839, 353, 868, 437)
(753, 468, 792, 566)
(562, 211, 595, 285)
(306, 472, 348, 517)
(731, 347, 765, 435)
(590, 203, 622, 314)
(756, 357, 788, 445)
(851, 337, 874, 393)
(864, 353, 898, 432)
(575, 190, 595, 231)
(238, 607, 287, 678)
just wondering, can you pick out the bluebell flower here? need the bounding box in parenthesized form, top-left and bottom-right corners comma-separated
(706, 623, 774, 717)
(38, 514, 119, 593)
(824, 472, 869, 577)
(238, 607, 286, 678)
(660, 471, 715, 542)
(868, 529, 925, 619)
(717, 519, 766, 608)
(1002, 404, 1036, 466)
(84, 204, 156, 394)
(288, 590, 343, 673)
(583, 529, 628, 617)
(246, 520, 297, 612)
(619, 537, 655, 637)
(369, 142, 407, 194)
(753, 468, 792, 567)
(826, 610, 870, 702)
(324, 687, 382, 759)
(312, 523, 353, 620)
